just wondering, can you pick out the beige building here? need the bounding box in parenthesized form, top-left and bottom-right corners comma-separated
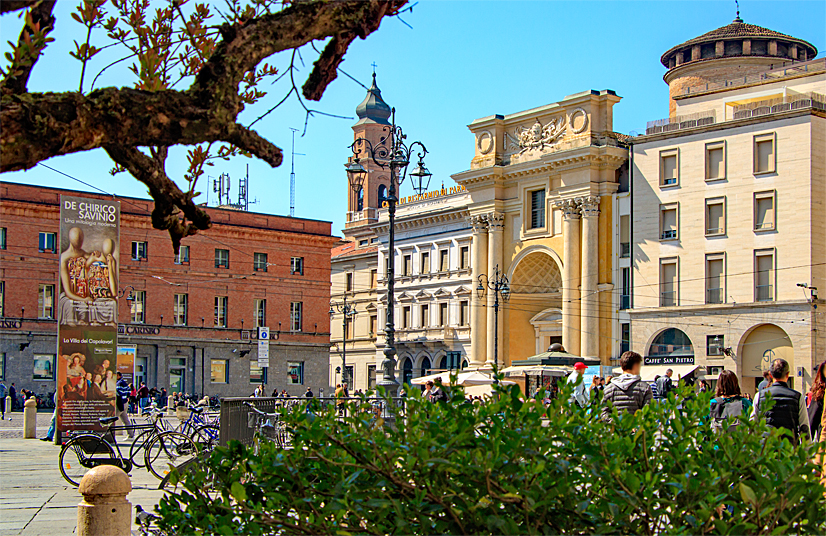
(453, 90, 629, 366)
(629, 16, 825, 394)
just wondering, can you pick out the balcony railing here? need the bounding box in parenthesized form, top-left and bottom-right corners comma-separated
(620, 295, 631, 310)
(706, 288, 724, 304)
(646, 110, 716, 135)
(620, 242, 630, 258)
(661, 229, 677, 240)
(756, 285, 774, 302)
(706, 227, 724, 235)
(732, 92, 825, 120)
(660, 290, 676, 307)
(754, 222, 775, 231)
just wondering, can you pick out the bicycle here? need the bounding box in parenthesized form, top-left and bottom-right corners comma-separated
(244, 402, 288, 452)
(177, 405, 220, 452)
(128, 406, 173, 468)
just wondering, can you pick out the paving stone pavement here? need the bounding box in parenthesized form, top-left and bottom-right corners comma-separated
(0, 412, 54, 440)
(0, 437, 171, 535)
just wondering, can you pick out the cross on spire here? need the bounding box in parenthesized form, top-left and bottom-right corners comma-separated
(371, 62, 378, 74)
(734, 0, 742, 22)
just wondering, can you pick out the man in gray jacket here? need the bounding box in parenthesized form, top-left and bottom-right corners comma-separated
(601, 351, 653, 421)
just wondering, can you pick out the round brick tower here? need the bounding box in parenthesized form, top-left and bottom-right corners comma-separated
(661, 14, 817, 114)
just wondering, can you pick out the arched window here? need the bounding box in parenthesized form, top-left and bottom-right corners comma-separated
(649, 328, 694, 357)
(401, 357, 413, 385)
(420, 357, 432, 378)
(356, 186, 364, 211)
(377, 184, 387, 204)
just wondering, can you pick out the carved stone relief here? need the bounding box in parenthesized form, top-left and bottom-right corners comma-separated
(505, 117, 566, 153)
(477, 130, 494, 155)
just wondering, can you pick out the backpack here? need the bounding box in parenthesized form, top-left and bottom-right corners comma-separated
(710, 397, 746, 433)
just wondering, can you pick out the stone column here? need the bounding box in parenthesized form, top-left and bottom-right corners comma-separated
(486, 212, 505, 367)
(557, 199, 581, 355)
(579, 196, 601, 359)
(468, 215, 488, 367)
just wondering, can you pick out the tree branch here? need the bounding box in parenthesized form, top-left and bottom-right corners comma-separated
(302, 31, 357, 101)
(0, 0, 40, 15)
(1, 0, 56, 96)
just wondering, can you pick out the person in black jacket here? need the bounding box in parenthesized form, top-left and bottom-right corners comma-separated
(751, 358, 811, 443)
(601, 351, 653, 421)
(808, 361, 825, 441)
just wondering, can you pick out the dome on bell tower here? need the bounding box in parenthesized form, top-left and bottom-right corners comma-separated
(355, 72, 391, 126)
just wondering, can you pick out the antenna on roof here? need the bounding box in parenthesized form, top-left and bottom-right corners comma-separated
(288, 127, 306, 217)
(734, 0, 742, 22)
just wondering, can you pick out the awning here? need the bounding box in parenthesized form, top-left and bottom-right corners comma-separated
(612, 364, 702, 382)
(501, 365, 572, 377)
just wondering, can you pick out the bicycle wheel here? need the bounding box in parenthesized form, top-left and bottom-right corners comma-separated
(191, 424, 219, 452)
(59, 435, 117, 487)
(128, 429, 155, 468)
(145, 431, 199, 481)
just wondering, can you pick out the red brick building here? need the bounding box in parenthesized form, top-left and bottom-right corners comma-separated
(0, 182, 337, 398)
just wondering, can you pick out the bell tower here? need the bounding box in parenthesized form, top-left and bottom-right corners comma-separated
(344, 73, 397, 236)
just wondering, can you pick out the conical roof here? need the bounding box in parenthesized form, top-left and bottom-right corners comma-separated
(660, 18, 817, 68)
(355, 72, 391, 126)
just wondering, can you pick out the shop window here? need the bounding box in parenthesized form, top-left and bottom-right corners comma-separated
(287, 361, 304, 385)
(211, 360, 228, 383)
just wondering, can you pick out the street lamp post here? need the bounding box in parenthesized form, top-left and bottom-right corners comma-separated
(330, 295, 357, 387)
(476, 264, 510, 374)
(345, 108, 431, 397)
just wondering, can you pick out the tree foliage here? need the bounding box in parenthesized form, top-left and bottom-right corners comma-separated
(0, 0, 406, 250)
(158, 383, 826, 535)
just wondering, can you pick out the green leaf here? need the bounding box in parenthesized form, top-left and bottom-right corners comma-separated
(230, 482, 247, 503)
(739, 482, 757, 505)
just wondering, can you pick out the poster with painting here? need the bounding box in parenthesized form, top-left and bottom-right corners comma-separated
(33, 355, 55, 380)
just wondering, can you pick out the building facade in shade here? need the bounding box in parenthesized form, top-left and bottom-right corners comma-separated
(373, 187, 474, 385)
(452, 90, 629, 366)
(0, 182, 338, 397)
(628, 17, 824, 395)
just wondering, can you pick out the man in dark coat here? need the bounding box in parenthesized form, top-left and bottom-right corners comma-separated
(601, 351, 652, 421)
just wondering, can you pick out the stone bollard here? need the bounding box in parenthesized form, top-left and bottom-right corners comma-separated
(77, 465, 132, 536)
(23, 398, 37, 438)
(4, 396, 10, 417)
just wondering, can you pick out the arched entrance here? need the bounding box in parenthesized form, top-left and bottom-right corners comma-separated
(648, 328, 694, 358)
(740, 324, 794, 393)
(420, 357, 432, 378)
(400, 357, 413, 385)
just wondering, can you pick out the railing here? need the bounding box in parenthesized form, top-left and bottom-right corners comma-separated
(620, 243, 630, 258)
(756, 285, 774, 302)
(219, 396, 406, 447)
(620, 295, 631, 310)
(706, 227, 724, 235)
(661, 230, 677, 240)
(680, 58, 826, 97)
(646, 110, 716, 135)
(754, 222, 775, 231)
(706, 288, 724, 304)
(662, 177, 678, 186)
(732, 92, 826, 120)
(660, 291, 676, 307)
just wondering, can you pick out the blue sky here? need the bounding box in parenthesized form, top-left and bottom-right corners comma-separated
(2, 1, 824, 236)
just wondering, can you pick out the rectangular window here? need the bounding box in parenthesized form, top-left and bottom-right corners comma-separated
(254, 299, 266, 328)
(660, 150, 679, 186)
(369, 315, 377, 336)
(529, 189, 546, 229)
(660, 204, 678, 240)
(39, 232, 56, 252)
(460, 246, 470, 270)
(254, 252, 268, 272)
(420, 304, 429, 328)
(403, 254, 412, 276)
(174, 245, 189, 265)
(460, 300, 469, 326)
(420, 251, 430, 274)
(173, 293, 188, 325)
(660, 259, 678, 307)
(345, 316, 354, 340)
(287, 361, 304, 385)
(367, 365, 376, 389)
(402, 306, 411, 329)
(754, 133, 776, 174)
(0, 353, 5, 381)
(755, 250, 775, 302)
(754, 191, 776, 231)
(370, 269, 378, 289)
(290, 256, 304, 275)
(33, 354, 55, 380)
(706, 254, 725, 304)
(250, 361, 267, 384)
(0, 281, 4, 318)
(38, 284, 54, 318)
(210, 359, 228, 383)
(705, 141, 726, 181)
(707, 335, 725, 357)
(290, 301, 303, 332)
(131, 290, 146, 323)
(705, 198, 725, 236)
(215, 248, 229, 269)
(0, 227, 6, 250)
(439, 302, 449, 326)
(214, 296, 228, 327)
(131, 241, 148, 261)
(619, 215, 630, 258)
(620, 268, 631, 310)
(439, 249, 449, 272)
(620, 323, 631, 354)
(345, 273, 354, 292)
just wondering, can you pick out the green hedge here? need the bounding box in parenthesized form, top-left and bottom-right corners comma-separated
(158, 382, 826, 535)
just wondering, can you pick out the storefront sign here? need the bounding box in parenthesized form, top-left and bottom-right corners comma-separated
(57, 195, 120, 432)
(0, 319, 22, 329)
(382, 185, 466, 207)
(644, 356, 695, 366)
(118, 324, 161, 335)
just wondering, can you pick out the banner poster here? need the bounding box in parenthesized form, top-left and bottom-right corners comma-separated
(117, 346, 136, 385)
(56, 195, 120, 432)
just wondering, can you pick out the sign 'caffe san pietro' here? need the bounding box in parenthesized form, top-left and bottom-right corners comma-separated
(382, 185, 466, 207)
